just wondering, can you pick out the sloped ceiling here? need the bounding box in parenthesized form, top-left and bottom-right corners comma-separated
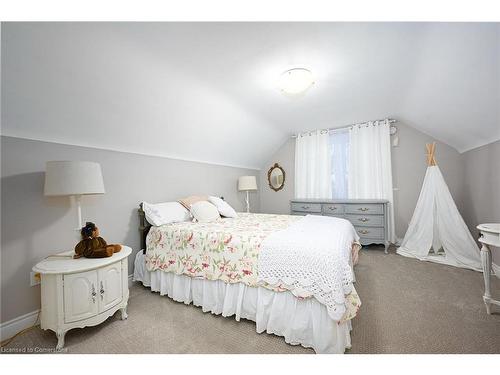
(2, 22, 499, 169)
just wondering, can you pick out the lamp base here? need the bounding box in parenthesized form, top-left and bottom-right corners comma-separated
(73, 195, 83, 237)
(245, 191, 250, 213)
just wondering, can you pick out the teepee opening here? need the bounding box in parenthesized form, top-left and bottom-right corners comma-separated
(396, 143, 482, 271)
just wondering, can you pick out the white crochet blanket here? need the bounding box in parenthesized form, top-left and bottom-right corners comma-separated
(258, 215, 359, 321)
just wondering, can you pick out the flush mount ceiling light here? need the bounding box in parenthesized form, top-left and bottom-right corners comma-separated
(278, 68, 315, 95)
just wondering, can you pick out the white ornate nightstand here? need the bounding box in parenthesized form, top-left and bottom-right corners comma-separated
(33, 246, 132, 349)
(477, 224, 500, 314)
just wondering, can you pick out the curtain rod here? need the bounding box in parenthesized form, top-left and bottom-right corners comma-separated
(291, 118, 397, 138)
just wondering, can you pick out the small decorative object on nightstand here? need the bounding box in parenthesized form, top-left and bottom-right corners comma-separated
(33, 246, 132, 350)
(477, 223, 500, 314)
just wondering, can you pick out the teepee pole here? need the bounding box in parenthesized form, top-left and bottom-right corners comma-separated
(426, 142, 437, 166)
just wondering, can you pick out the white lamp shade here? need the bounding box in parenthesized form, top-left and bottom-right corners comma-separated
(238, 176, 257, 191)
(44, 161, 105, 196)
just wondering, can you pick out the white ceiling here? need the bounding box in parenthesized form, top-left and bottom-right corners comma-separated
(2, 22, 499, 169)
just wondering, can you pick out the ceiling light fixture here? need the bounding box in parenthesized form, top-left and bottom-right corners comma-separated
(279, 68, 315, 95)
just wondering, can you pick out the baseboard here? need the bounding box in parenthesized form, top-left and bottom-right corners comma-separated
(0, 309, 40, 341)
(492, 263, 500, 279)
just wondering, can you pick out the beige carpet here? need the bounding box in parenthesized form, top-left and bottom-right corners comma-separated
(3, 247, 500, 354)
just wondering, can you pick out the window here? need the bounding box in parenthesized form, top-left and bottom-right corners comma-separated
(330, 130, 349, 199)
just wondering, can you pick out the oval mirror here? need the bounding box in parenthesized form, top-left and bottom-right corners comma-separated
(267, 163, 286, 192)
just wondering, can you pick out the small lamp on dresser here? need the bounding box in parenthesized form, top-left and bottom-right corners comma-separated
(238, 175, 258, 213)
(44, 161, 105, 231)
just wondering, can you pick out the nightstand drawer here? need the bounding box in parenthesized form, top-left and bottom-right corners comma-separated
(346, 204, 384, 215)
(346, 214, 384, 227)
(322, 204, 344, 215)
(291, 202, 322, 213)
(355, 226, 385, 239)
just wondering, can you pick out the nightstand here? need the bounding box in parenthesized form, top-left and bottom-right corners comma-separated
(33, 246, 132, 349)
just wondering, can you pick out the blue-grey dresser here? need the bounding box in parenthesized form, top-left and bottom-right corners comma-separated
(290, 199, 390, 253)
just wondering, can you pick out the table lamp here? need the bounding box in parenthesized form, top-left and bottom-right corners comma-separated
(238, 175, 257, 213)
(44, 161, 105, 230)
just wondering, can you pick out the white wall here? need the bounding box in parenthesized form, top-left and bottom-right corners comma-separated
(462, 140, 500, 266)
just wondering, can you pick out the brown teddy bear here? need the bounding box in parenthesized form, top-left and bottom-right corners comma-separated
(74, 222, 122, 259)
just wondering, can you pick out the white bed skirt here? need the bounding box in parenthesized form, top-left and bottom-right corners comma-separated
(133, 252, 351, 354)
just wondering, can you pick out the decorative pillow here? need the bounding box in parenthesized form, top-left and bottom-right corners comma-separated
(178, 195, 209, 210)
(190, 201, 221, 222)
(142, 201, 191, 226)
(208, 196, 237, 218)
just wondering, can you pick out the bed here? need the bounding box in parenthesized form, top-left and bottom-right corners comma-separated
(133, 206, 361, 353)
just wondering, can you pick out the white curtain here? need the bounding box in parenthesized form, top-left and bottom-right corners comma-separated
(295, 130, 332, 199)
(348, 120, 395, 243)
(330, 130, 349, 199)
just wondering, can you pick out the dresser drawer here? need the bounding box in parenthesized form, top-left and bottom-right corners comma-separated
(355, 226, 385, 239)
(345, 204, 384, 215)
(291, 202, 322, 213)
(346, 214, 384, 227)
(322, 204, 344, 215)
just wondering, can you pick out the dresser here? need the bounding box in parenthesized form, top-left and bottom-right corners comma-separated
(290, 199, 389, 252)
(33, 246, 132, 350)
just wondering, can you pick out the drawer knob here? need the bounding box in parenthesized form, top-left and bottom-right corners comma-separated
(358, 217, 369, 222)
(358, 207, 369, 211)
(359, 229, 370, 234)
(301, 205, 310, 209)
(329, 207, 337, 210)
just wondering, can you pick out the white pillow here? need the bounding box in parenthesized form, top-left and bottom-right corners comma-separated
(142, 201, 191, 226)
(190, 201, 221, 222)
(208, 196, 238, 218)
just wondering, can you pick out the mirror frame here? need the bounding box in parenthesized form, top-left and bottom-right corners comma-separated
(267, 163, 286, 192)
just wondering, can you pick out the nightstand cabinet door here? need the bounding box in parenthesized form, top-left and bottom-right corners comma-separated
(98, 263, 123, 312)
(63, 270, 99, 323)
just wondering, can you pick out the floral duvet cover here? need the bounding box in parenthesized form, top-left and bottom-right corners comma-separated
(145, 213, 360, 321)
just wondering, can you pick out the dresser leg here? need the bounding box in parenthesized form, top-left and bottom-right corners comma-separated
(480, 244, 492, 314)
(120, 306, 128, 320)
(56, 330, 66, 350)
(384, 241, 390, 254)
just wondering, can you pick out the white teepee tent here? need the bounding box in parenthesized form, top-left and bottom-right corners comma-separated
(396, 143, 482, 271)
